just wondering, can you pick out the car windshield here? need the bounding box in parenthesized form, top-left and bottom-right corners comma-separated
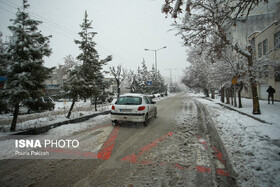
(115, 96, 142, 105)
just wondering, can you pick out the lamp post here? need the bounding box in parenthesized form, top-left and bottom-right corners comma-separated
(144, 46, 167, 77)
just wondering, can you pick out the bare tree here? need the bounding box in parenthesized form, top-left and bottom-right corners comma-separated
(61, 55, 78, 75)
(163, 0, 268, 114)
(110, 65, 127, 98)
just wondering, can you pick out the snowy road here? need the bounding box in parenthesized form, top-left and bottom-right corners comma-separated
(0, 93, 237, 186)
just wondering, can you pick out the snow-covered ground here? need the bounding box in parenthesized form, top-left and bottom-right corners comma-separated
(0, 93, 279, 186)
(0, 101, 111, 133)
(0, 95, 170, 134)
(0, 94, 174, 160)
(190, 93, 280, 187)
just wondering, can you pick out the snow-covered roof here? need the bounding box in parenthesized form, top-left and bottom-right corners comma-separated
(247, 21, 278, 38)
(247, 31, 260, 38)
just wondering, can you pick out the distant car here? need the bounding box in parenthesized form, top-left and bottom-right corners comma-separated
(22, 97, 55, 114)
(111, 93, 157, 127)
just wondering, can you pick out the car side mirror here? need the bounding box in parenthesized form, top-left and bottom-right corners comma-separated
(152, 101, 156, 104)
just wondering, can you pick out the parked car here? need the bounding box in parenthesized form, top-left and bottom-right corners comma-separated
(111, 93, 157, 127)
(21, 97, 55, 114)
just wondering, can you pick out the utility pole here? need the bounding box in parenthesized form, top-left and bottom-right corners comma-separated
(165, 68, 176, 91)
(144, 46, 167, 78)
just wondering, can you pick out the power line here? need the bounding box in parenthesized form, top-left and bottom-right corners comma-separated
(0, 5, 15, 15)
(1, 0, 77, 37)
(0, 0, 130, 63)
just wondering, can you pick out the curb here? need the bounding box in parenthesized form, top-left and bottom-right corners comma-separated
(194, 100, 237, 185)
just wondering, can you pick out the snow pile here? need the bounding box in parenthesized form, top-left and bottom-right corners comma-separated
(0, 114, 110, 160)
(0, 101, 110, 133)
(192, 94, 280, 187)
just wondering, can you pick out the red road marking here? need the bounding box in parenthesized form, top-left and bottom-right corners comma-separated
(211, 146, 226, 165)
(98, 126, 120, 160)
(217, 169, 230, 176)
(197, 136, 230, 176)
(196, 166, 211, 173)
(121, 132, 173, 163)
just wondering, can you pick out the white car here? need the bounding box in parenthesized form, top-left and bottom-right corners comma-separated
(111, 93, 157, 127)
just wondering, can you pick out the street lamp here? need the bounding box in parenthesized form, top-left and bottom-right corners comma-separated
(144, 46, 167, 76)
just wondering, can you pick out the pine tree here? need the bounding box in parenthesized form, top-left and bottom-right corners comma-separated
(3, 0, 52, 131)
(65, 11, 111, 118)
(129, 61, 167, 94)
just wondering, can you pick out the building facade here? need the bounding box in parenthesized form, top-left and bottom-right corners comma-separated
(228, 0, 280, 101)
(248, 21, 280, 100)
(44, 65, 65, 97)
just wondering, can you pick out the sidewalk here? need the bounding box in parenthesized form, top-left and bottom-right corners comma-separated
(190, 93, 280, 187)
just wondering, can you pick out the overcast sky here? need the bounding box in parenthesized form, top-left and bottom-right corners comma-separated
(0, 0, 189, 81)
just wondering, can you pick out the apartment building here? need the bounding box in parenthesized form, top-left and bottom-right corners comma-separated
(248, 21, 280, 100)
(228, 0, 280, 101)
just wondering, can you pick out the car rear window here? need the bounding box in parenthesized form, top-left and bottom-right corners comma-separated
(115, 96, 142, 105)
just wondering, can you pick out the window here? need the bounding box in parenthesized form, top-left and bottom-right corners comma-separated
(143, 96, 149, 104)
(258, 42, 262, 57)
(147, 97, 154, 104)
(275, 31, 280, 49)
(275, 65, 280, 82)
(115, 96, 142, 105)
(263, 39, 268, 55)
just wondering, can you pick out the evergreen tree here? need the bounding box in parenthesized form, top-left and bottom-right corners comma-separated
(65, 11, 111, 118)
(129, 61, 167, 94)
(3, 0, 52, 131)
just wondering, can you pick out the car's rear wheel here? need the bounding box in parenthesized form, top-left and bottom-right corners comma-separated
(143, 114, 148, 127)
(112, 120, 119, 126)
(154, 108, 157, 118)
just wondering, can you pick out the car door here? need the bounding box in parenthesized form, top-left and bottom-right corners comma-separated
(144, 96, 154, 119)
(143, 96, 151, 118)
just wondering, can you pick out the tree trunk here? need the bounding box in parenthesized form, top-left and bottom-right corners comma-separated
(238, 83, 243, 108)
(211, 89, 215, 99)
(248, 56, 261, 114)
(221, 87, 225, 103)
(226, 87, 230, 104)
(94, 97, 98, 111)
(230, 88, 234, 106)
(251, 81, 261, 114)
(67, 99, 76, 119)
(204, 88, 209, 97)
(117, 80, 120, 98)
(233, 85, 237, 107)
(10, 103, 19, 131)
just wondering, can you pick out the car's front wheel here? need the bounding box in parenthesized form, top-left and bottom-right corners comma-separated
(112, 120, 119, 126)
(49, 107, 54, 111)
(27, 109, 32, 114)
